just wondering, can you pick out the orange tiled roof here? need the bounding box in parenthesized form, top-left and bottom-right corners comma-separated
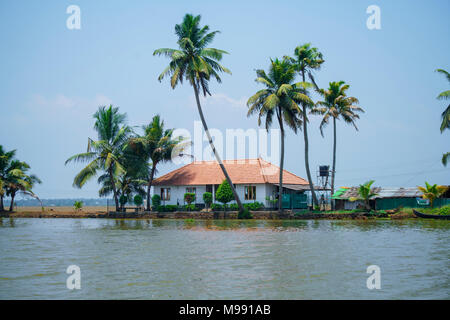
(153, 158, 309, 186)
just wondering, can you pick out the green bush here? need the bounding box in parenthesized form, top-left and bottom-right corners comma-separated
(73, 201, 83, 211)
(238, 208, 253, 219)
(156, 204, 178, 212)
(211, 203, 223, 211)
(244, 202, 264, 211)
(184, 193, 196, 210)
(203, 192, 213, 208)
(133, 194, 143, 206)
(152, 194, 161, 209)
(229, 203, 239, 210)
(182, 204, 197, 211)
(119, 194, 128, 206)
(216, 180, 234, 207)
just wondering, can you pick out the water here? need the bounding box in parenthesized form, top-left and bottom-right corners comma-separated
(0, 218, 449, 299)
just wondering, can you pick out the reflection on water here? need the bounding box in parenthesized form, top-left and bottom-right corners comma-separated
(0, 218, 449, 299)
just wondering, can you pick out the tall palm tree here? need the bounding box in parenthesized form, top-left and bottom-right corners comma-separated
(127, 115, 188, 211)
(153, 14, 245, 213)
(435, 69, 450, 166)
(247, 58, 312, 213)
(417, 182, 448, 208)
(315, 81, 364, 209)
(288, 43, 324, 208)
(65, 105, 132, 211)
(0, 146, 16, 211)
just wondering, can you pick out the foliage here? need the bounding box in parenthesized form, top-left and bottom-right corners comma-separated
(210, 203, 223, 211)
(245, 202, 264, 211)
(215, 180, 234, 206)
(417, 182, 448, 208)
(349, 180, 378, 210)
(182, 204, 197, 211)
(73, 201, 83, 211)
(238, 208, 253, 219)
(184, 193, 196, 205)
(119, 194, 128, 206)
(265, 196, 278, 208)
(156, 204, 178, 212)
(203, 192, 212, 208)
(435, 69, 450, 166)
(65, 105, 132, 211)
(133, 194, 143, 206)
(151, 194, 161, 209)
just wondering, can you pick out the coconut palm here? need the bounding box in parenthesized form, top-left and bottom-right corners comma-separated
(153, 14, 245, 213)
(0, 146, 16, 211)
(247, 58, 312, 213)
(5, 160, 41, 211)
(315, 81, 364, 208)
(417, 182, 448, 208)
(350, 180, 378, 211)
(435, 69, 450, 166)
(65, 105, 132, 211)
(288, 43, 324, 207)
(127, 115, 188, 211)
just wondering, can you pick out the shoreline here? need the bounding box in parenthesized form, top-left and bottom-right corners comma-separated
(0, 206, 417, 220)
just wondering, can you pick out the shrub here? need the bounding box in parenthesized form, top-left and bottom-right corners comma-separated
(203, 192, 213, 208)
(182, 204, 197, 211)
(216, 180, 234, 208)
(151, 194, 161, 209)
(156, 204, 178, 212)
(119, 194, 128, 206)
(73, 201, 83, 211)
(184, 193, 196, 210)
(244, 202, 264, 211)
(229, 203, 239, 210)
(238, 208, 253, 219)
(211, 203, 223, 211)
(133, 194, 143, 206)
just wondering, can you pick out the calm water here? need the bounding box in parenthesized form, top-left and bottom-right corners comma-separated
(0, 218, 449, 299)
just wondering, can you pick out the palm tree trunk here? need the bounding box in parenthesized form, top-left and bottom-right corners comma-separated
(331, 117, 337, 210)
(301, 73, 319, 208)
(0, 195, 4, 212)
(193, 83, 244, 213)
(9, 191, 16, 212)
(109, 167, 119, 212)
(146, 165, 156, 211)
(278, 111, 285, 214)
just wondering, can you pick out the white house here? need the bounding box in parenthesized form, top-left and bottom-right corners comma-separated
(152, 158, 311, 208)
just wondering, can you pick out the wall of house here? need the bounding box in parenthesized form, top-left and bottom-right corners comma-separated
(153, 184, 275, 206)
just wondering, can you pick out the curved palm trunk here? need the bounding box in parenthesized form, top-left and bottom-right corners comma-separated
(301, 73, 319, 208)
(0, 195, 4, 212)
(108, 167, 120, 212)
(278, 111, 285, 214)
(331, 117, 337, 210)
(193, 83, 244, 213)
(9, 190, 16, 212)
(146, 165, 156, 211)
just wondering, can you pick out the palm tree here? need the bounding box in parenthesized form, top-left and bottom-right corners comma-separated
(247, 58, 312, 213)
(127, 115, 188, 211)
(435, 69, 450, 166)
(350, 180, 378, 211)
(153, 14, 245, 213)
(417, 182, 448, 208)
(65, 105, 132, 211)
(289, 43, 324, 208)
(5, 160, 41, 211)
(315, 81, 364, 209)
(0, 146, 16, 211)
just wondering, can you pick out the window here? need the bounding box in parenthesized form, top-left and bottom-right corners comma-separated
(245, 186, 256, 200)
(160, 188, 171, 201)
(186, 187, 196, 194)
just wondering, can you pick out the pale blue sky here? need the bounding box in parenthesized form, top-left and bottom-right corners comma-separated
(0, 0, 449, 198)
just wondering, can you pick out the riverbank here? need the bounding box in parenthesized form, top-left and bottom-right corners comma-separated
(0, 206, 419, 220)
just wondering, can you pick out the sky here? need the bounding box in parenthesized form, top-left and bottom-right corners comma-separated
(0, 0, 449, 199)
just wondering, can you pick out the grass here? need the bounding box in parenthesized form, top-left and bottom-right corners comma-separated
(403, 205, 450, 216)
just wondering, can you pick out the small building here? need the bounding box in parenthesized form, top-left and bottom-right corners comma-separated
(152, 158, 310, 209)
(332, 186, 450, 210)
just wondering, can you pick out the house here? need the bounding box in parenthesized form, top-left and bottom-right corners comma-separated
(332, 186, 450, 210)
(152, 158, 310, 209)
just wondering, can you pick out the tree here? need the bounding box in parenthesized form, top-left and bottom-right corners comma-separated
(127, 115, 187, 211)
(65, 105, 132, 211)
(288, 43, 324, 207)
(417, 182, 448, 208)
(247, 57, 311, 213)
(73, 201, 83, 212)
(435, 69, 450, 166)
(153, 13, 245, 213)
(350, 180, 378, 211)
(215, 179, 234, 210)
(184, 192, 196, 210)
(5, 160, 41, 211)
(315, 81, 364, 209)
(0, 146, 41, 212)
(203, 192, 212, 209)
(134, 194, 143, 207)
